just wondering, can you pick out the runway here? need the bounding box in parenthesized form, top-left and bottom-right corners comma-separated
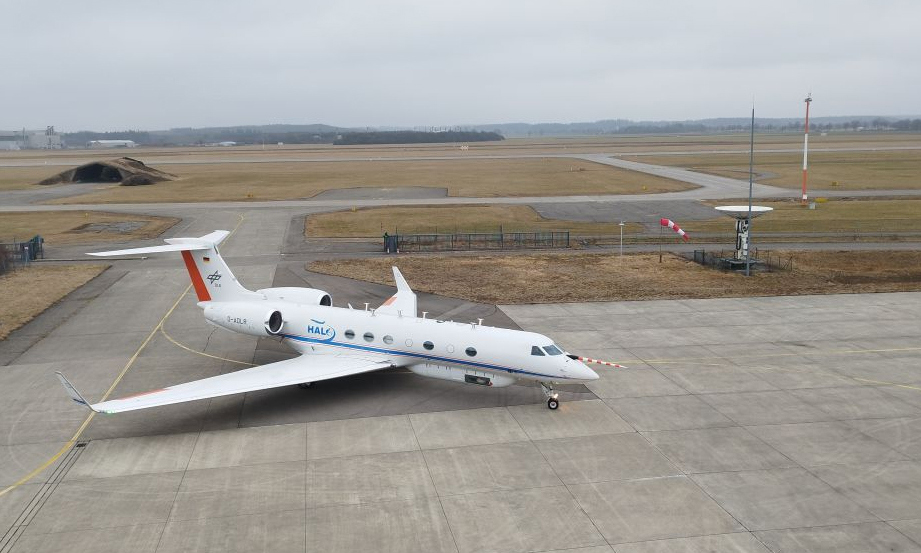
(2, 209, 921, 552)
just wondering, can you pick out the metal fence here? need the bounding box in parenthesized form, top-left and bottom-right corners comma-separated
(391, 231, 570, 252)
(0, 236, 44, 276)
(689, 249, 794, 272)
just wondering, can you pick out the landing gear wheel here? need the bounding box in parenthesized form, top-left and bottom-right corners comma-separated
(297, 382, 313, 389)
(547, 398, 559, 410)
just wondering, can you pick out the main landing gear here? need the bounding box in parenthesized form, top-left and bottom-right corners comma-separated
(540, 382, 559, 410)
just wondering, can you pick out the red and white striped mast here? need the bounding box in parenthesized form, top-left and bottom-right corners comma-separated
(801, 93, 812, 204)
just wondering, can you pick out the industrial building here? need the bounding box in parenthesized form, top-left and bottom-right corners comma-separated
(0, 127, 62, 149)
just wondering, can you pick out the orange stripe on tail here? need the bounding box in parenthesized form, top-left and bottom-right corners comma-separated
(181, 250, 212, 301)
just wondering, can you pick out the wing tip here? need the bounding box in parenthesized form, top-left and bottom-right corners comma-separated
(55, 372, 98, 412)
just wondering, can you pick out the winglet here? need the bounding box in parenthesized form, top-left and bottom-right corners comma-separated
(375, 267, 417, 317)
(392, 266, 412, 293)
(55, 372, 98, 412)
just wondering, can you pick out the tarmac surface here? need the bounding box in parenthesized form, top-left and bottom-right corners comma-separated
(2, 207, 921, 552)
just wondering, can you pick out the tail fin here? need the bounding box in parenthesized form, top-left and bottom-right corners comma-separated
(89, 230, 259, 302)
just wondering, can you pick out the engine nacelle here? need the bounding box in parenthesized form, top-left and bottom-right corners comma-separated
(408, 363, 516, 388)
(257, 287, 331, 307)
(202, 301, 286, 337)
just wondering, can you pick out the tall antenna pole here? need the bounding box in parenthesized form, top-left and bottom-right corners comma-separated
(801, 93, 812, 205)
(746, 106, 755, 277)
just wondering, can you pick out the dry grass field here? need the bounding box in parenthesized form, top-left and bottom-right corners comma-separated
(629, 149, 921, 191)
(684, 198, 921, 234)
(41, 158, 691, 204)
(306, 205, 645, 237)
(0, 264, 107, 339)
(0, 211, 179, 245)
(0, 166, 59, 191)
(309, 250, 921, 304)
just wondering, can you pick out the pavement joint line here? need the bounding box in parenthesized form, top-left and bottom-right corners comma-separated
(851, 378, 921, 392)
(634, 356, 921, 396)
(0, 214, 247, 499)
(643, 345, 921, 364)
(408, 415, 462, 553)
(0, 283, 192, 500)
(0, 439, 89, 551)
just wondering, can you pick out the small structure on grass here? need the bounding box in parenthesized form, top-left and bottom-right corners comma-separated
(36, 157, 177, 186)
(714, 205, 773, 270)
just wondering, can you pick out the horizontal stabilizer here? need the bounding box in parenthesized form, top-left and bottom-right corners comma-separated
(88, 230, 230, 257)
(88, 243, 210, 257)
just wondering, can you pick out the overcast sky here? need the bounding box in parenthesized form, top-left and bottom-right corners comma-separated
(2, 0, 918, 131)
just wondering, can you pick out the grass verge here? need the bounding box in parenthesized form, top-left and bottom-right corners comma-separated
(627, 149, 921, 191)
(309, 250, 921, 304)
(0, 264, 107, 339)
(307, 205, 645, 237)
(0, 212, 179, 246)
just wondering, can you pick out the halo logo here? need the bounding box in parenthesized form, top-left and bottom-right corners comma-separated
(306, 319, 336, 342)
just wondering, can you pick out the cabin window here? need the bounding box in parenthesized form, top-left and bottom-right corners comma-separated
(531, 346, 545, 356)
(363, 332, 374, 342)
(423, 341, 434, 350)
(405, 338, 413, 347)
(543, 345, 563, 356)
(383, 335, 394, 344)
(344, 330, 355, 340)
(465, 347, 477, 357)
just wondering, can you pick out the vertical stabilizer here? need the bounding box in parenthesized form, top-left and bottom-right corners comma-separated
(88, 230, 260, 302)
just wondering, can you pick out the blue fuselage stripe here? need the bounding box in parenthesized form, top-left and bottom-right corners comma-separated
(280, 333, 572, 380)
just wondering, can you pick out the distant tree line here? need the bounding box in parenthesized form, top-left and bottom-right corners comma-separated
(59, 118, 921, 147)
(334, 131, 503, 145)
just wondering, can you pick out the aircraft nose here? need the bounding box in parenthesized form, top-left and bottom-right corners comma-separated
(575, 361, 600, 381)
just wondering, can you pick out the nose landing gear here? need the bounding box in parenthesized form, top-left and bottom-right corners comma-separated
(540, 382, 559, 410)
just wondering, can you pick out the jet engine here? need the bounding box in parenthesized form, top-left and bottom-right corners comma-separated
(257, 287, 332, 306)
(202, 301, 287, 337)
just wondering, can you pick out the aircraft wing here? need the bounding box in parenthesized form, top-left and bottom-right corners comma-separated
(375, 267, 417, 317)
(57, 354, 391, 414)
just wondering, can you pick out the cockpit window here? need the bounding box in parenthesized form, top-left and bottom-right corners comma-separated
(543, 345, 563, 356)
(531, 346, 545, 356)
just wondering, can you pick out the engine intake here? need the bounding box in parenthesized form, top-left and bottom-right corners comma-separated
(202, 301, 287, 337)
(266, 310, 284, 335)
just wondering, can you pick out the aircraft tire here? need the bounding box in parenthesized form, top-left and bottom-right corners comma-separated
(547, 398, 559, 410)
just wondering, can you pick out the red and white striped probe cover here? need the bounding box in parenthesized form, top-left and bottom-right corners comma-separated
(659, 218, 690, 241)
(577, 356, 626, 368)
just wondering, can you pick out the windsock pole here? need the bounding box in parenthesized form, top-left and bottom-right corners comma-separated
(801, 93, 812, 205)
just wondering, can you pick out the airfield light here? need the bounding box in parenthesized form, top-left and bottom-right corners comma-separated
(802, 93, 813, 205)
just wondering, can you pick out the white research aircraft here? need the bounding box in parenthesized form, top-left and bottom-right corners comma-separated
(56, 230, 599, 414)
